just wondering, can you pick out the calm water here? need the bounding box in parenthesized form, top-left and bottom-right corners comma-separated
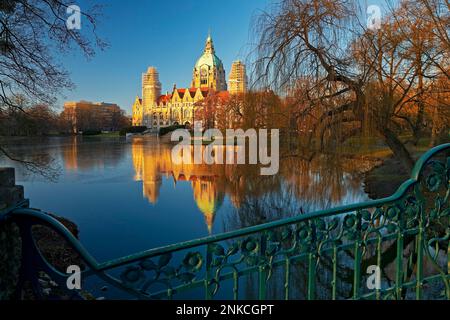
(1, 136, 369, 263)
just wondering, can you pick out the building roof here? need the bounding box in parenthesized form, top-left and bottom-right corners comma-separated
(177, 89, 186, 99)
(157, 94, 172, 104)
(194, 35, 224, 70)
(195, 53, 224, 70)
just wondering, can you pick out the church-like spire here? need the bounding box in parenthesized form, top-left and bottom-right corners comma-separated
(204, 32, 214, 55)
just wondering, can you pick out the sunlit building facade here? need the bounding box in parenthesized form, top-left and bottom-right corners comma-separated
(63, 101, 123, 133)
(228, 60, 248, 95)
(132, 34, 247, 129)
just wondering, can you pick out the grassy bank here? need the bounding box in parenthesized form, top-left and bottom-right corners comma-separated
(80, 131, 122, 138)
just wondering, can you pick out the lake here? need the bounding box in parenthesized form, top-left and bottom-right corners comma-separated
(1, 136, 370, 264)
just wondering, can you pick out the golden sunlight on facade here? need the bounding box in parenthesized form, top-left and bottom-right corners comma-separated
(63, 101, 123, 133)
(228, 60, 248, 95)
(132, 34, 247, 128)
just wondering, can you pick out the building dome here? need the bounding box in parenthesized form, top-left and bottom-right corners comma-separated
(195, 53, 224, 69)
(192, 34, 227, 91)
(195, 35, 224, 69)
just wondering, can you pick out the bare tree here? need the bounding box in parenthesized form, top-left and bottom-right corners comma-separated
(0, 0, 106, 171)
(253, 0, 449, 171)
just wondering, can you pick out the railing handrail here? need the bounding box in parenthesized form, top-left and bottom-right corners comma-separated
(5, 143, 450, 273)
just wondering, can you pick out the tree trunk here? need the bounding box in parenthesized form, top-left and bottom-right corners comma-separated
(380, 127, 415, 172)
(412, 48, 425, 146)
(413, 102, 425, 146)
(437, 125, 450, 145)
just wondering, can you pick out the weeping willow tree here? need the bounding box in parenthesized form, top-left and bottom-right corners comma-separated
(252, 0, 449, 171)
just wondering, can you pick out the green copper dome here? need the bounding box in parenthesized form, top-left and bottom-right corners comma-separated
(195, 53, 224, 69)
(194, 35, 224, 69)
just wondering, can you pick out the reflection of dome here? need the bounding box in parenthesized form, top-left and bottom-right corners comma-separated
(193, 179, 224, 234)
(196, 194, 223, 219)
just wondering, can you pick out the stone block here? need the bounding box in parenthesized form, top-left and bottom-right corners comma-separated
(0, 185, 24, 208)
(0, 168, 15, 188)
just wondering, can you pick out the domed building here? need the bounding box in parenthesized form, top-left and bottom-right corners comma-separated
(191, 35, 227, 91)
(132, 33, 246, 129)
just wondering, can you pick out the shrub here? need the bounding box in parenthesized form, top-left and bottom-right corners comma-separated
(82, 130, 101, 136)
(119, 126, 147, 136)
(159, 125, 185, 136)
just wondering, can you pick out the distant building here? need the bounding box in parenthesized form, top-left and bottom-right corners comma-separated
(63, 101, 124, 133)
(132, 33, 247, 129)
(228, 60, 248, 95)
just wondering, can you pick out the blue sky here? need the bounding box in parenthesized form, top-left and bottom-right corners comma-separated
(60, 0, 271, 115)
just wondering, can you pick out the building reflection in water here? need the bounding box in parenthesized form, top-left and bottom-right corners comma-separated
(62, 136, 126, 172)
(130, 137, 371, 235)
(131, 137, 225, 233)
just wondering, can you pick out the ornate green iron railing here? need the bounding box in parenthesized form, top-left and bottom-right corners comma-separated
(1, 143, 449, 300)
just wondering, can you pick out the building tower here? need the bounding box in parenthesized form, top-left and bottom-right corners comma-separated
(141, 67, 161, 128)
(142, 67, 161, 109)
(228, 60, 247, 94)
(192, 34, 227, 91)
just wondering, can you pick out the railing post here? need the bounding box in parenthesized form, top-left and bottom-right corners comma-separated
(258, 233, 267, 300)
(307, 252, 316, 300)
(352, 212, 362, 300)
(446, 157, 450, 299)
(395, 207, 405, 299)
(307, 221, 317, 300)
(331, 245, 338, 300)
(415, 214, 424, 299)
(446, 210, 450, 300)
(205, 243, 213, 300)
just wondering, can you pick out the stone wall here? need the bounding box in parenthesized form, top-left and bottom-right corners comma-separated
(0, 168, 24, 300)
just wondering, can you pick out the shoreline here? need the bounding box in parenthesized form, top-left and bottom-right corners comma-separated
(363, 155, 409, 200)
